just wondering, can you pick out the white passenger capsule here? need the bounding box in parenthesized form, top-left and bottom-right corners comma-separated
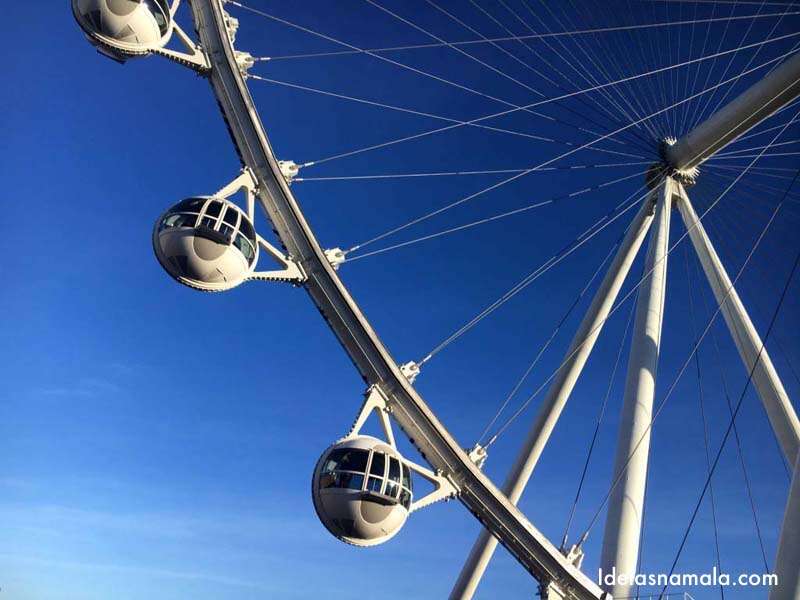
(72, 0, 173, 62)
(153, 197, 259, 292)
(312, 435, 414, 547)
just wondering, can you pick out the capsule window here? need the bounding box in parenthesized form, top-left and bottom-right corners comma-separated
(324, 448, 369, 475)
(385, 481, 399, 498)
(369, 452, 385, 477)
(322, 449, 353, 474)
(173, 198, 205, 213)
(239, 217, 256, 245)
(234, 234, 256, 264)
(401, 464, 412, 490)
(367, 477, 383, 493)
(388, 457, 401, 483)
(223, 207, 240, 227)
(160, 213, 197, 231)
(148, 0, 171, 35)
(338, 473, 364, 491)
(399, 489, 411, 509)
(205, 201, 223, 218)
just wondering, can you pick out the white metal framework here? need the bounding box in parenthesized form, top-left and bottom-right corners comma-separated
(71, 1, 800, 598)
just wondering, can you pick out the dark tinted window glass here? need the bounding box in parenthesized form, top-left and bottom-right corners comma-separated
(401, 464, 411, 489)
(338, 473, 364, 491)
(239, 217, 256, 244)
(367, 477, 383, 493)
(388, 457, 401, 483)
(219, 224, 234, 239)
(337, 449, 369, 473)
(399, 489, 411, 509)
(174, 198, 205, 212)
(149, 0, 169, 34)
(322, 449, 349, 474)
(205, 201, 223, 218)
(223, 207, 240, 227)
(369, 452, 385, 476)
(385, 481, 399, 498)
(234, 234, 255, 263)
(162, 213, 196, 230)
(200, 216, 217, 230)
(320, 472, 338, 489)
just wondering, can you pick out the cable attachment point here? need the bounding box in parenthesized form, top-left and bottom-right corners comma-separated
(222, 9, 240, 45)
(278, 160, 301, 185)
(467, 443, 488, 469)
(235, 50, 255, 74)
(562, 543, 585, 569)
(659, 137, 699, 187)
(324, 247, 347, 270)
(400, 361, 421, 384)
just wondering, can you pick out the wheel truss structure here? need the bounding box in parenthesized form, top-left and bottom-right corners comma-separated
(72, 1, 800, 599)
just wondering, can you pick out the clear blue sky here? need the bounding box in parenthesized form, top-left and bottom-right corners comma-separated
(1, 1, 799, 599)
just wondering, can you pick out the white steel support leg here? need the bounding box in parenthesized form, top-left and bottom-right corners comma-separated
(675, 186, 800, 463)
(450, 193, 658, 600)
(771, 452, 800, 600)
(600, 178, 673, 600)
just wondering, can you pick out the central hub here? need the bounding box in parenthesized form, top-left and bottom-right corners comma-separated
(646, 138, 699, 189)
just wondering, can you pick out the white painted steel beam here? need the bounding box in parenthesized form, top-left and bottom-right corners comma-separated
(599, 177, 673, 600)
(189, 1, 606, 597)
(665, 51, 800, 171)
(771, 452, 800, 600)
(450, 192, 658, 600)
(675, 186, 800, 463)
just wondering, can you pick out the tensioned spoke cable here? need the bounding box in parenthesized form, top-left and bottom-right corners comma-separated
(245, 74, 548, 145)
(658, 218, 799, 600)
(729, 114, 800, 146)
(298, 32, 800, 168)
(697, 3, 795, 130)
(713, 139, 800, 155)
(707, 170, 800, 196)
(475, 231, 628, 448)
(245, 75, 647, 160)
(462, 0, 636, 141)
(518, 0, 651, 142)
(707, 150, 800, 160)
(712, 163, 800, 173)
(697, 211, 779, 570)
(702, 201, 796, 479)
(573, 0, 663, 140)
(640, 0, 799, 9)
(485, 109, 800, 447)
(233, 0, 652, 151)
(550, 0, 661, 142)
(295, 161, 651, 182)
(510, 0, 653, 146)
(254, 11, 797, 60)
(709, 165, 800, 185)
(683, 243, 725, 600)
(577, 0, 658, 138)
(344, 51, 795, 252)
(682, 0, 718, 135)
(560, 285, 638, 551)
(693, 0, 779, 132)
(686, 0, 737, 131)
(702, 1, 789, 124)
(345, 169, 650, 260)
(417, 179, 659, 365)
(424, 0, 656, 155)
(679, 0, 705, 134)
(568, 120, 800, 550)
(362, 0, 656, 157)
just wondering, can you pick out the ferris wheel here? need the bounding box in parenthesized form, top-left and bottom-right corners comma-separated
(72, 1, 800, 598)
